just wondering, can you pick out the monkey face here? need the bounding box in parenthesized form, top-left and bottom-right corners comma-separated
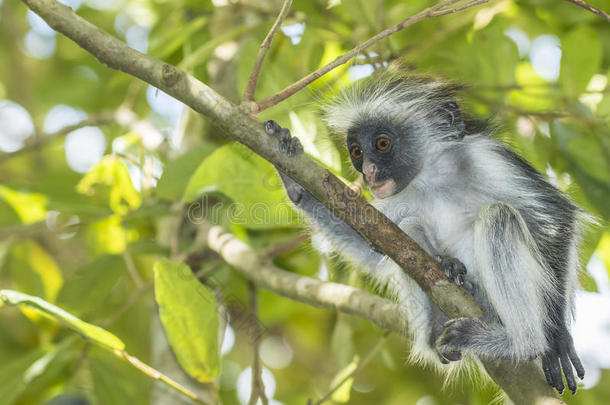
(346, 119, 420, 199)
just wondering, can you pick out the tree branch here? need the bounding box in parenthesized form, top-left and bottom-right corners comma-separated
(313, 331, 390, 405)
(0, 112, 115, 164)
(20, 1, 562, 402)
(254, 0, 489, 112)
(261, 233, 309, 258)
(242, 0, 292, 102)
(0, 289, 208, 405)
(247, 281, 269, 405)
(21, 0, 481, 320)
(204, 225, 406, 335)
(203, 225, 564, 405)
(563, 0, 610, 22)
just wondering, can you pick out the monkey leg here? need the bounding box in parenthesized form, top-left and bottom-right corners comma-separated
(436, 203, 553, 363)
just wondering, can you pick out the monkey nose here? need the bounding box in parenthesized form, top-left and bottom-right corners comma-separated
(363, 160, 377, 182)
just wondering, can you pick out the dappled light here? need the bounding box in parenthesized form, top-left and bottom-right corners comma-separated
(1, 0, 609, 404)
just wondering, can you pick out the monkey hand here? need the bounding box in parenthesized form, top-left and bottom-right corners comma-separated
(542, 328, 585, 394)
(264, 120, 306, 204)
(264, 120, 304, 157)
(434, 255, 475, 294)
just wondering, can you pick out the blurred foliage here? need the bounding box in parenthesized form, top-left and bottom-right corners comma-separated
(1, 0, 610, 404)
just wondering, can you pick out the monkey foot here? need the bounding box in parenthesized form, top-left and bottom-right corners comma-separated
(542, 330, 585, 395)
(435, 317, 476, 362)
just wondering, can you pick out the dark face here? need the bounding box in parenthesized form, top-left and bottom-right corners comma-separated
(347, 119, 421, 199)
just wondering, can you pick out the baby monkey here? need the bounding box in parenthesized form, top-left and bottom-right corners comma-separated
(264, 74, 586, 394)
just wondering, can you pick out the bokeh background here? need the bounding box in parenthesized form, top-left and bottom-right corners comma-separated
(1, 0, 609, 404)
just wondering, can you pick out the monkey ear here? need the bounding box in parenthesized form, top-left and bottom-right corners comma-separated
(437, 101, 465, 139)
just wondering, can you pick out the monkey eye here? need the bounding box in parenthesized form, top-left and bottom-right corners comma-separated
(350, 145, 363, 159)
(375, 135, 391, 151)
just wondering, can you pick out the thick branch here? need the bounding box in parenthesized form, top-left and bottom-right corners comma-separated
(255, 0, 489, 112)
(205, 225, 405, 334)
(242, 0, 292, 101)
(20, 1, 561, 402)
(204, 225, 563, 405)
(21, 0, 481, 320)
(563, 0, 610, 22)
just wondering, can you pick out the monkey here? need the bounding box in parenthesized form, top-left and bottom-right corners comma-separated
(263, 73, 588, 394)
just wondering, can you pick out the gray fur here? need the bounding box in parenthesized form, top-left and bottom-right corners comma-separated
(267, 73, 586, 392)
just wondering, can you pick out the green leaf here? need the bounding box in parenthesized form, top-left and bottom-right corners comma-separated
(578, 225, 603, 292)
(0, 237, 13, 275)
(0, 198, 21, 226)
(551, 121, 610, 218)
(470, 24, 519, 86)
(183, 142, 297, 229)
(179, 24, 255, 71)
(77, 156, 141, 215)
(153, 258, 220, 382)
(89, 348, 150, 405)
(15, 339, 80, 405)
(57, 255, 126, 316)
(289, 110, 342, 173)
(8, 240, 63, 303)
(0, 185, 47, 224)
(0, 349, 46, 405)
(565, 133, 608, 183)
(0, 289, 125, 351)
(509, 62, 556, 111)
(85, 215, 131, 255)
(560, 26, 602, 97)
(156, 144, 216, 200)
(150, 16, 209, 59)
(597, 232, 610, 278)
(237, 37, 262, 97)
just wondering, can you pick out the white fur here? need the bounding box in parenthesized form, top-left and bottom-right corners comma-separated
(302, 75, 584, 388)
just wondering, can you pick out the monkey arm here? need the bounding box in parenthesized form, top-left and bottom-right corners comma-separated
(278, 169, 386, 269)
(264, 119, 385, 268)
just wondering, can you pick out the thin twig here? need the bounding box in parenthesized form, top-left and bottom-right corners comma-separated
(314, 331, 391, 405)
(114, 349, 208, 404)
(0, 112, 115, 164)
(123, 249, 145, 289)
(103, 284, 152, 326)
(0, 289, 207, 404)
(563, 0, 610, 22)
(194, 259, 224, 280)
(255, 0, 489, 112)
(247, 281, 268, 405)
(262, 233, 309, 258)
(243, 0, 292, 102)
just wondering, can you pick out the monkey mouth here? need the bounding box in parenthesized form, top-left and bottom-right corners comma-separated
(367, 179, 396, 199)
